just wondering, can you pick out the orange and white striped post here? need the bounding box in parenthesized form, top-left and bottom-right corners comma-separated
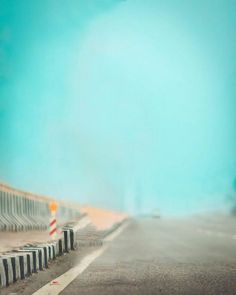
(49, 202, 58, 240)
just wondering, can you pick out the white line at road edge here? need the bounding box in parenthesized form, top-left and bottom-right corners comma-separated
(197, 228, 236, 240)
(73, 216, 91, 232)
(32, 221, 129, 295)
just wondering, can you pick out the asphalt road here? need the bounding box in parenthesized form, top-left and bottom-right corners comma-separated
(61, 216, 236, 295)
(3, 215, 236, 295)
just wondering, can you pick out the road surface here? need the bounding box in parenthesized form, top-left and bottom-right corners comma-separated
(61, 216, 236, 295)
(3, 215, 236, 295)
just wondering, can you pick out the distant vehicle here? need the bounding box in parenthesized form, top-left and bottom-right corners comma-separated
(151, 208, 161, 218)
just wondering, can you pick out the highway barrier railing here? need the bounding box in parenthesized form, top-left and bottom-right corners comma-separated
(0, 223, 79, 287)
(0, 183, 81, 232)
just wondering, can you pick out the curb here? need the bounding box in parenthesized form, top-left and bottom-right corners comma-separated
(77, 219, 128, 247)
(0, 226, 76, 288)
(0, 217, 128, 289)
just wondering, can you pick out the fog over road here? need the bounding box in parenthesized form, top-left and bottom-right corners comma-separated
(62, 216, 236, 295)
(3, 215, 236, 295)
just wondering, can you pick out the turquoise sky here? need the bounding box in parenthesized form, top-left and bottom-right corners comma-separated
(0, 0, 236, 215)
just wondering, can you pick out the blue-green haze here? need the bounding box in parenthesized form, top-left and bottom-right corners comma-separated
(0, 0, 235, 215)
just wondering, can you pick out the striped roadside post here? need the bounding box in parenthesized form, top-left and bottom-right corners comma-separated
(49, 202, 58, 240)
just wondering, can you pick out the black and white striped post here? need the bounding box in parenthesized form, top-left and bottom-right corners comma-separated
(49, 202, 58, 240)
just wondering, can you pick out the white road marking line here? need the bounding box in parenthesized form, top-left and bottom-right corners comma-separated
(104, 221, 129, 242)
(197, 228, 236, 240)
(33, 247, 108, 295)
(32, 221, 129, 295)
(73, 216, 91, 232)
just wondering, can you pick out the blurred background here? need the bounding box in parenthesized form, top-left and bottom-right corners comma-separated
(0, 0, 236, 216)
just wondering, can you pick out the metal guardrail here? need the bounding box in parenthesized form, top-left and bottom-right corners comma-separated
(0, 183, 81, 232)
